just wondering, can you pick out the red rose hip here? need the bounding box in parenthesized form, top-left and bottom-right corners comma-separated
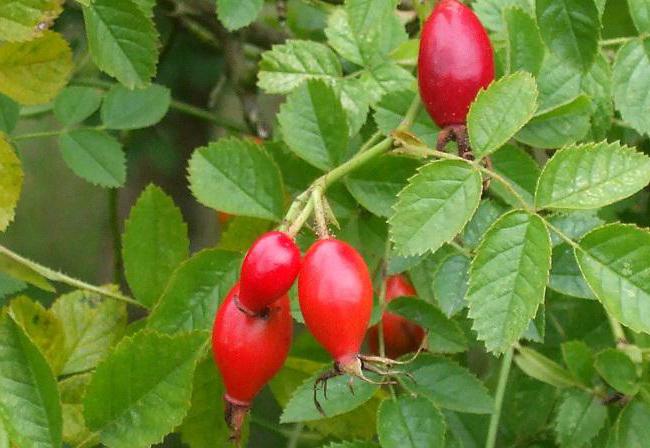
(418, 0, 494, 127)
(298, 238, 372, 364)
(212, 283, 292, 440)
(367, 275, 425, 359)
(239, 231, 301, 314)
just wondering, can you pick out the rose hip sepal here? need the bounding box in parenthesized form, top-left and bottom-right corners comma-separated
(298, 238, 406, 414)
(211, 283, 293, 442)
(418, 0, 494, 155)
(238, 231, 301, 315)
(367, 275, 426, 359)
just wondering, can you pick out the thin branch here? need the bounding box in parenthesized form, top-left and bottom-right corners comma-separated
(485, 347, 514, 448)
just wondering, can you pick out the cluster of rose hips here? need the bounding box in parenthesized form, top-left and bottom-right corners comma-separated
(211, 0, 494, 442)
(210, 230, 424, 441)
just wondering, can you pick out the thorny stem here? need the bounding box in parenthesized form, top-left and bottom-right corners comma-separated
(0, 244, 144, 308)
(485, 347, 514, 448)
(311, 187, 330, 239)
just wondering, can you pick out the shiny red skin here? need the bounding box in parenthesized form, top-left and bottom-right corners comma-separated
(418, 0, 494, 127)
(239, 231, 301, 313)
(212, 283, 293, 405)
(298, 239, 373, 363)
(367, 275, 425, 359)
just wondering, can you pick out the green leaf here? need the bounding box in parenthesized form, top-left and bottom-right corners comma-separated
(0, 0, 63, 42)
(467, 211, 552, 353)
(122, 184, 189, 308)
(515, 346, 579, 388)
(474, 0, 534, 33)
(324, 442, 378, 448)
(536, 0, 600, 71)
(147, 249, 240, 333)
(504, 7, 545, 76)
(336, 78, 371, 136)
(345, 155, 420, 217)
(594, 348, 639, 395)
(488, 144, 540, 208)
(0, 31, 72, 105)
(51, 290, 127, 376)
(576, 224, 650, 334)
(179, 358, 233, 448)
(516, 95, 591, 148)
(8, 295, 65, 375)
(58, 129, 126, 188)
(377, 396, 446, 448)
(614, 400, 650, 447)
(83, 0, 158, 89)
(0, 271, 25, 302)
(0, 252, 54, 292)
(613, 40, 650, 136)
(374, 90, 439, 147)
(0, 312, 62, 448)
(83, 331, 205, 448)
(325, 0, 406, 67)
(216, 0, 263, 31)
(535, 52, 583, 113)
(0, 94, 19, 133)
(53, 86, 102, 126)
(101, 83, 170, 130)
(468, 71, 538, 158)
(461, 199, 507, 250)
(188, 137, 285, 221)
(582, 53, 613, 140)
(271, 357, 382, 440)
(258, 40, 342, 94)
(548, 211, 605, 247)
(0, 135, 22, 232)
(217, 215, 273, 252)
(400, 354, 494, 414)
(628, 0, 650, 34)
(561, 340, 595, 386)
(432, 254, 470, 318)
(535, 141, 650, 210)
(359, 62, 415, 104)
(550, 243, 594, 299)
(390, 160, 482, 256)
(388, 297, 468, 353)
(554, 389, 607, 448)
(278, 80, 348, 171)
(280, 368, 379, 423)
(59, 374, 93, 446)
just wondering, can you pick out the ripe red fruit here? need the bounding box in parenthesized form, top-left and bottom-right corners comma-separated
(239, 231, 301, 314)
(367, 275, 425, 359)
(212, 283, 292, 440)
(418, 0, 494, 127)
(298, 238, 372, 365)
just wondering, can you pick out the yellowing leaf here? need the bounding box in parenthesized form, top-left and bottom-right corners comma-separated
(0, 134, 22, 232)
(0, 31, 72, 105)
(0, 0, 64, 42)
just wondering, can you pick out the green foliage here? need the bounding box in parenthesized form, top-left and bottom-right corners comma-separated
(390, 160, 482, 256)
(58, 129, 126, 187)
(188, 137, 285, 220)
(377, 396, 446, 448)
(2, 1, 650, 446)
(0, 312, 62, 448)
(122, 185, 189, 308)
(83, 331, 205, 448)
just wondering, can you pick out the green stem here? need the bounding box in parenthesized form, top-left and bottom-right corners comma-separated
(608, 314, 627, 344)
(19, 103, 54, 118)
(486, 347, 514, 448)
(449, 240, 472, 257)
(311, 187, 329, 238)
(286, 423, 304, 448)
(0, 244, 144, 308)
(12, 129, 66, 141)
(599, 36, 638, 46)
(320, 137, 393, 189)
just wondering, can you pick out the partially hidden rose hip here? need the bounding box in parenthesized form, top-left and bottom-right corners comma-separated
(298, 238, 400, 413)
(367, 275, 425, 359)
(212, 283, 293, 442)
(238, 231, 301, 314)
(418, 0, 494, 152)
